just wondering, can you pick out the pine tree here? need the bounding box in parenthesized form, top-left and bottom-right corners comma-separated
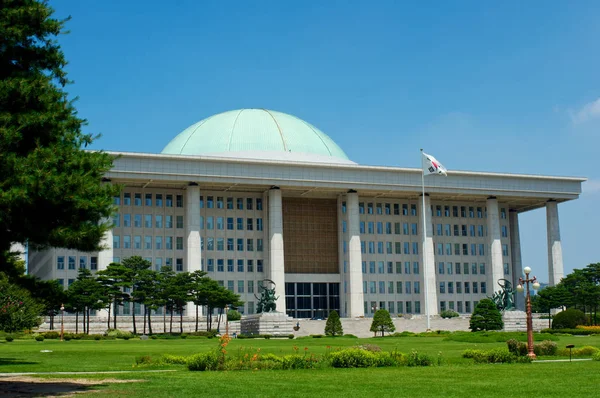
(469, 298, 504, 331)
(324, 310, 343, 336)
(0, 0, 118, 270)
(370, 309, 396, 337)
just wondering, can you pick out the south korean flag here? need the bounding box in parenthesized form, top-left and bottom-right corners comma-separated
(422, 152, 448, 176)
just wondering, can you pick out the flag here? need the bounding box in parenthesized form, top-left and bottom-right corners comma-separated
(422, 152, 447, 176)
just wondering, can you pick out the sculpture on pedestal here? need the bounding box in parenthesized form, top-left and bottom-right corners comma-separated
(255, 279, 278, 313)
(491, 279, 516, 311)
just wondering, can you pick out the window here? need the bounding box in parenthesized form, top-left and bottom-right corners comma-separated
(368, 222, 374, 234)
(502, 244, 509, 256)
(144, 214, 152, 228)
(257, 239, 263, 252)
(237, 260, 244, 272)
(481, 282, 487, 294)
(166, 194, 173, 207)
(411, 204, 417, 216)
(123, 235, 131, 249)
(249, 260, 255, 272)
(472, 263, 478, 275)
(237, 218, 244, 230)
(217, 259, 224, 272)
(411, 223, 418, 235)
(396, 262, 402, 274)
(248, 280, 254, 293)
(207, 259, 214, 272)
(377, 222, 383, 234)
(166, 215, 173, 229)
(379, 281, 385, 294)
(412, 242, 418, 255)
(447, 262, 453, 275)
(227, 259, 234, 272)
(134, 214, 142, 227)
(57, 256, 65, 270)
(68, 256, 76, 269)
(414, 281, 420, 294)
(378, 261, 384, 274)
(156, 194, 163, 207)
(405, 262, 411, 274)
(376, 203, 382, 215)
(477, 225, 484, 237)
(166, 236, 173, 250)
(155, 215, 163, 228)
(456, 282, 462, 294)
(501, 225, 508, 237)
(247, 239, 254, 251)
(237, 198, 243, 210)
(403, 223, 409, 235)
(207, 237, 214, 251)
(217, 238, 224, 251)
(394, 203, 400, 215)
(439, 282, 446, 294)
(473, 282, 478, 294)
(112, 213, 120, 227)
(444, 224, 451, 236)
(448, 282, 454, 294)
(134, 235, 141, 249)
(257, 218, 263, 231)
(176, 258, 183, 272)
(438, 262, 444, 274)
(176, 216, 183, 229)
(455, 262, 461, 274)
(145, 236, 152, 249)
(247, 198, 253, 210)
(465, 282, 470, 294)
(247, 218, 253, 231)
(504, 263, 510, 275)
(113, 195, 121, 205)
(387, 262, 394, 274)
(257, 260, 264, 273)
(176, 237, 183, 250)
(206, 217, 214, 230)
(134, 193, 142, 206)
(176, 195, 183, 207)
(90, 257, 98, 270)
(413, 262, 419, 274)
(256, 198, 263, 210)
(207, 196, 214, 208)
(396, 281, 402, 294)
(377, 241, 384, 254)
(464, 263, 469, 274)
(369, 261, 375, 273)
(113, 235, 120, 248)
(237, 239, 244, 251)
(478, 244, 485, 256)
(217, 197, 224, 209)
(367, 203, 373, 214)
(405, 282, 411, 294)
(238, 280, 244, 293)
(369, 281, 376, 294)
(479, 263, 486, 275)
(145, 193, 152, 206)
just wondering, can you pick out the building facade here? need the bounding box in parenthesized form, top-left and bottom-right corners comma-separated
(28, 109, 584, 318)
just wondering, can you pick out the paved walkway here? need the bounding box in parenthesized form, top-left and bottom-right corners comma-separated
(534, 358, 593, 363)
(0, 369, 176, 377)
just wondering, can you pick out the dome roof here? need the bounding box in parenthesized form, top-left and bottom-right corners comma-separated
(161, 109, 353, 164)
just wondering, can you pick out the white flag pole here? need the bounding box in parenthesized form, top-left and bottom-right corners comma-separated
(420, 149, 431, 331)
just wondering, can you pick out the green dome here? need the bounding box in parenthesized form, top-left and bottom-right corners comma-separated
(161, 109, 353, 164)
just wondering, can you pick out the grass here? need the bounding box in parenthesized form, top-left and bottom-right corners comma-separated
(1, 333, 599, 397)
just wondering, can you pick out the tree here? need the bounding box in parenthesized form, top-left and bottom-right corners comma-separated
(189, 270, 208, 332)
(96, 262, 130, 330)
(324, 310, 343, 336)
(121, 256, 152, 334)
(532, 285, 570, 328)
(67, 268, 106, 334)
(370, 309, 395, 337)
(0, 275, 43, 332)
(0, 0, 118, 272)
(469, 298, 503, 331)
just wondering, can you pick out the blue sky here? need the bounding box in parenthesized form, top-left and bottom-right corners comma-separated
(51, 0, 599, 282)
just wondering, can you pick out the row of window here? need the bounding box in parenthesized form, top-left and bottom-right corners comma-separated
(431, 205, 507, 219)
(439, 281, 487, 294)
(366, 300, 421, 315)
(199, 216, 263, 231)
(346, 221, 508, 239)
(358, 241, 420, 255)
(203, 237, 264, 252)
(113, 214, 184, 229)
(204, 258, 264, 273)
(56, 256, 98, 270)
(437, 262, 511, 275)
(113, 235, 184, 250)
(114, 193, 184, 208)
(110, 257, 184, 272)
(440, 300, 475, 313)
(356, 261, 420, 275)
(199, 196, 263, 211)
(364, 280, 421, 295)
(342, 202, 419, 216)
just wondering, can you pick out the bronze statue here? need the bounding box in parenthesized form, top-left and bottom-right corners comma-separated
(490, 279, 516, 311)
(255, 279, 278, 313)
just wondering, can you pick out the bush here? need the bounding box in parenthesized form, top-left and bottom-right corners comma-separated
(557, 346, 599, 357)
(406, 350, 433, 367)
(63, 335, 72, 341)
(161, 354, 189, 365)
(391, 331, 416, 338)
(370, 309, 395, 336)
(35, 335, 44, 342)
(540, 328, 596, 335)
(534, 340, 558, 356)
(227, 309, 242, 321)
(288, 334, 294, 339)
(592, 351, 600, 361)
(260, 334, 272, 339)
(506, 339, 528, 356)
(552, 309, 587, 329)
(440, 310, 459, 319)
(324, 310, 344, 337)
(135, 355, 153, 365)
(469, 299, 503, 331)
(94, 335, 102, 341)
(462, 349, 486, 359)
(281, 354, 318, 369)
(188, 352, 219, 371)
(343, 334, 358, 338)
(484, 348, 516, 364)
(310, 334, 323, 338)
(42, 331, 60, 339)
(355, 344, 381, 352)
(106, 329, 134, 339)
(330, 348, 379, 368)
(180, 333, 188, 339)
(5, 335, 14, 342)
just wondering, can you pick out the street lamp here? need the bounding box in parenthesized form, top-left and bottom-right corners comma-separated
(516, 267, 541, 359)
(60, 304, 65, 342)
(224, 304, 229, 337)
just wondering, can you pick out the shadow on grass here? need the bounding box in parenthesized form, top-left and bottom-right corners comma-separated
(0, 379, 97, 397)
(0, 358, 39, 366)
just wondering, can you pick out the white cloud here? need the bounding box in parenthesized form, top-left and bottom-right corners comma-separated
(583, 179, 600, 194)
(571, 98, 600, 125)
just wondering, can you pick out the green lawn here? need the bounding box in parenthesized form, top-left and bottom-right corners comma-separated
(1, 334, 599, 397)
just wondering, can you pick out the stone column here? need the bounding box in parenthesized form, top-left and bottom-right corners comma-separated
(546, 200, 564, 285)
(509, 210, 525, 310)
(268, 187, 286, 314)
(487, 197, 504, 295)
(420, 194, 437, 317)
(97, 218, 113, 272)
(346, 191, 364, 317)
(337, 195, 347, 316)
(186, 183, 201, 317)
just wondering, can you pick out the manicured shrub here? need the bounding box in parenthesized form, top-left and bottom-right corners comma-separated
(35, 335, 44, 342)
(5, 335, 14, 342)
(324, 310, 344, 337)
(541, 328, 595, 335)
(310, 334, 323, 338)
(552, 309, 588, 329)
(42, 331, 60, 339)
(94, 335, 102, 340)
(469, 299, 503, 331)
(484, 348, 516, 364)
(227, 309, 242, 321)
(558, 346, 600, 357)
(343, 334, 358, 338)
(391, 331, 416, 338)
(180, 333, 188, 339)
(188, 352, 219, 371)
(288, 334, 294, 339)
(462, 349, 486, 360)
(440, 310, 459, 319)
(107, 329, 134, 339)
(406, 350, 433, 367)
(370, 309, 396, 336)
(63, 335, 72, 341)
(330, 348, 379, 368)
(260, 353, 283, 363)
(260, 334, 272, 339)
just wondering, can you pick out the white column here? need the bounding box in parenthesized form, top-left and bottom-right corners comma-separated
(97, 218, 113, 272)
(346, 191, 364, 317)
(509, 210, 525, 310)
(337, 195, 347, 316)
(546, 200, 564, 285)
(487, 197, 504, 295)
(420, 194, 437, 317)
(268, 188, 286, 313)
(186, 184, 201, 316)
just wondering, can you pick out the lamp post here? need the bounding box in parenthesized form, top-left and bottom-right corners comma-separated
(224, 304, 229, 337)
(516, 267, 540, 359)
(60, 304, 65, 342)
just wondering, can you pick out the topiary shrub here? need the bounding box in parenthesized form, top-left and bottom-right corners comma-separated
(469, 299, 503, 331)
(324, 310, 344, 336)
(227, 309, 242, 321)
(552, 309, 588, 329)
(42, 331, 60, 339)
(5, 335, 14, 342)
(440, 310, 459, 319)
(35, 335, 44, 342)
(370, 309, 396, 337)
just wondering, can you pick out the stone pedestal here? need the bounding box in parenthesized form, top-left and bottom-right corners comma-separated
(502, 310, 527, 332)
(241, 312, 294, 336)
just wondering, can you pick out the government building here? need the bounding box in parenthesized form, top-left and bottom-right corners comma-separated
(28, 109, 584, 319)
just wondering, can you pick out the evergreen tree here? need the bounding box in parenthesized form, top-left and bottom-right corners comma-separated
(324, 310, 343, 336)
(0, 275, 43, 332)
(96, 262, 130, 330)
(370, 309, 395, 337)
(121, 256, 152, 334)
(469, 298, 503, 331)
(0, 0, 118, 272)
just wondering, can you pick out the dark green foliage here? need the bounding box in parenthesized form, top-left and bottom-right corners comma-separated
(552, 309, 588, 329)
(135, 355, 153, 365)
(406, 350, 433, 367)
(0, 0, 119, 269)
(5, 335, 14, 342)
(0, 276, 43, 332)
(42, 331, 60, 339)
(35, 335, 44, 341)
(540, 328, 596, 335)
(227, 310, 241, 321)
(187, 352, 219, 371)
(506, 339, 528, 356)
(469, 298, 503, 331)
(310, 334, 323, 338)
(534, 340, 558, 356)
(370, 309, 396, 336)
(440, 310, 459, 319)
(445, 331, 559, 343)
(324, 310, 343, 336)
